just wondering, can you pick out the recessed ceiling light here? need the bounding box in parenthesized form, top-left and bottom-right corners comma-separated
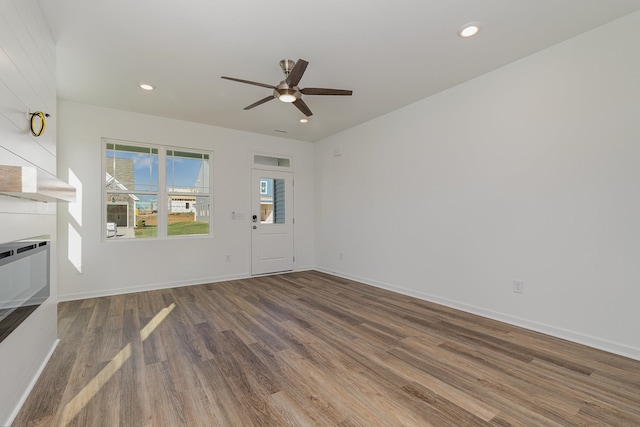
(458, 23, 480, 38)
(299, 118, 309, 124)
(139, 83, 155, 91)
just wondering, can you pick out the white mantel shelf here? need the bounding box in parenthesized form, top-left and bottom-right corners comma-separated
(0, 165, 76, 202)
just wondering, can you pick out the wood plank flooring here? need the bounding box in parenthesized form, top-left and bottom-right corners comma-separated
(13, 271, 640, 426)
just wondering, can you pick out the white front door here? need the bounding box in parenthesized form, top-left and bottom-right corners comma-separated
(251, 169, 294, 275)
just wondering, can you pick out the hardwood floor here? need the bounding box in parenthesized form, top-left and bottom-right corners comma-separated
(13, 271, 640, 426)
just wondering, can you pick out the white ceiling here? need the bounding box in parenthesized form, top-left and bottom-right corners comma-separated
(39, 0, 640, 142)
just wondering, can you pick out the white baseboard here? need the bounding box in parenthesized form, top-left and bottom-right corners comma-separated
(59, 267, 316, 302)
(58, 273, 251, 302)
(3, 339, 60, 427)
(315, 267, 640, 362)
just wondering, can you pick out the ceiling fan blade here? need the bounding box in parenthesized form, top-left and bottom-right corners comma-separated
(244, 96, 276, 110)
(221, 76, 275, 89)
(300, 88, 353, 96)
(293, 98, 313, 117)
(286, 59, 309, 87)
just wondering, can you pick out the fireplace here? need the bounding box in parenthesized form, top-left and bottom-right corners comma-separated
(0, 237, 50, 343)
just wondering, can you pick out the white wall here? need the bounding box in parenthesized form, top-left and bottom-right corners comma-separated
(315, 11, 640, 360)
(57, 101, 314, 300)
(0, 0, 59, 424)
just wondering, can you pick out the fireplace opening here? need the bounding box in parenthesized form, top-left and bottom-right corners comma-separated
(0, 237, 50, 343)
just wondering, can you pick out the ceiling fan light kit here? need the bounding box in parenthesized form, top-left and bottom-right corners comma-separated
(221, 58, 353, 117)
(276, 86, 298, 103)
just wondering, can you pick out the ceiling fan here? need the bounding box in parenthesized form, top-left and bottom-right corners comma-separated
(221, 59, 352, 117)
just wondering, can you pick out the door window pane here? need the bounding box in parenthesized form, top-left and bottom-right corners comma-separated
(273, 179, 285, 224)
(259, 178, 285, 224)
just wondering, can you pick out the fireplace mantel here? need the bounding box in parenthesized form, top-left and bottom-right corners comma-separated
(0, 165, 75, 203)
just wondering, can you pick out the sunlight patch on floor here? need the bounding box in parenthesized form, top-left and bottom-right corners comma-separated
(59, 303, 176, 425)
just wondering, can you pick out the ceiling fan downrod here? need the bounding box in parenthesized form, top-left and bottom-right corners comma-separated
(279, 59, 295, 77)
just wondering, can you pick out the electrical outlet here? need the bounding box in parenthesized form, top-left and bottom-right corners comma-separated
(339, 252, 343, 260)
(226, 255, 231, 262)
(513, 280, 524, 294)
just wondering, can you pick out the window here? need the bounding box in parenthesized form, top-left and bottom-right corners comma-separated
(104, 140, 212, 239)
(259, 178, 285, 224)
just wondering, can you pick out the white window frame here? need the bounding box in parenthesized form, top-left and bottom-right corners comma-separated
(102, 138, 213, 241)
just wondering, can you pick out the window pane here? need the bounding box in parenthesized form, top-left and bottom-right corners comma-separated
(166, 150, 209, 193)
(105, 144, 158, 191)
(259, 178, 285, 224)
(273, 179, 285, 224)
(167, 195, 210, 236)
(106, 192, 158, 239)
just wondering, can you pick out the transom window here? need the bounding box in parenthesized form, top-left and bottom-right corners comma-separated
(104, 140, 212, 239)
